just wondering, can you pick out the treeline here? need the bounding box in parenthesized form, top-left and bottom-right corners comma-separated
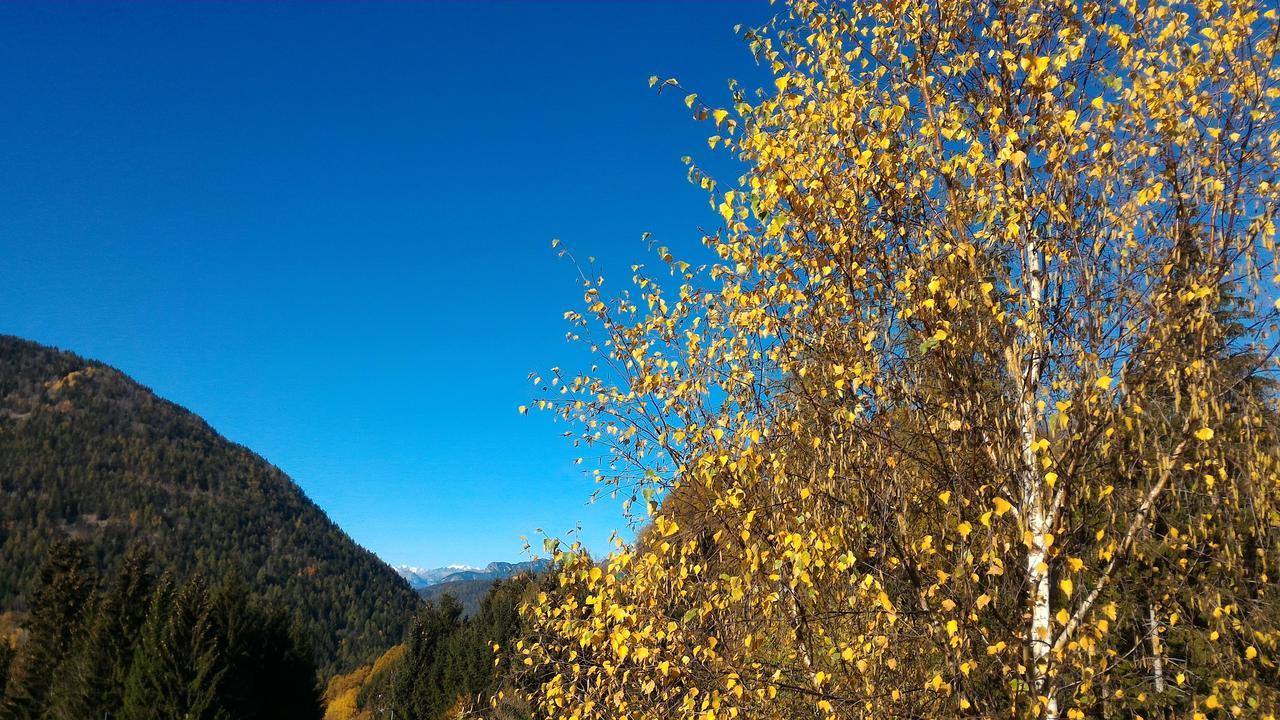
(324, 575, 542, 720)
(0, 541, 322, 720)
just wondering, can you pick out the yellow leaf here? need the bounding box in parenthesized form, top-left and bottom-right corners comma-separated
(1059, 578, 1073, 597)
(1194, 427, 1214, 441)
(713, 108, 729, 126)
(992, 497, 1012, 516)
(957, 521, 972, 538)
(1096, 375, 1113, 390)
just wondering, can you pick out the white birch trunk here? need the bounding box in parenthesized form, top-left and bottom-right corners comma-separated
(1148, 604, 1165, 694)
(1018, 239, 1057, 719)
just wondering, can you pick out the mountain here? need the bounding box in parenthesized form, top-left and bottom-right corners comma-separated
(393, 560, 547, 589)
(393, 564, 481, 590)
(0, 335, 420, 673)
(394, 561, 549, 616)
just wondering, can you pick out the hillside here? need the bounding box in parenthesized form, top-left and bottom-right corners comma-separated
(417, 578, 495, 616)
(0, 335, 419, 673)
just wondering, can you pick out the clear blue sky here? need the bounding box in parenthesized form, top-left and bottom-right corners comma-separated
(0, 1, 775, 567)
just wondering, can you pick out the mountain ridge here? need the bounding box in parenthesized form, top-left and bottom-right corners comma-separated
(393, 559, 547, 591)
(0, 334, 420, 673)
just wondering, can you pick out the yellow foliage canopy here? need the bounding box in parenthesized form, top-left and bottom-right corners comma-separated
(519, 0, 1280, 718)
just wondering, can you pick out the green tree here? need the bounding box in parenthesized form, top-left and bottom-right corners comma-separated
(43, 545, 156, 720)
(338, 576, 543, 720)
(393, 595, 464, 719)
(119, 568, 323, 720)
(211, 572, 323, 720)
(121, 573, 228, 720)
(0, 540, 94, 720)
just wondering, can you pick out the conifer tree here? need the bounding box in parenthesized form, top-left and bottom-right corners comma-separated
(120, 573, 228, 720)
(394, 595, 464, 720)
(0, 541, 93, 720)
(43, 545, 156, 720)
(211, 571, 323, 720)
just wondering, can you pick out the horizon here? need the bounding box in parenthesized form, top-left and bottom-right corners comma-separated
(0, 1, 775, 568)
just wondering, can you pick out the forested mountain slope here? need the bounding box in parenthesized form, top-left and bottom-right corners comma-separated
(0, 335, 418, 672)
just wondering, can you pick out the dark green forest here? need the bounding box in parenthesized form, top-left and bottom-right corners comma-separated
(324, 574, 543, 720)
(0, 541, 322, 720)
(0, 336, 419, 673)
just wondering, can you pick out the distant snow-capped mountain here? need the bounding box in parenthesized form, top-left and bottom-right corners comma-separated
(393, 560, 548, 591)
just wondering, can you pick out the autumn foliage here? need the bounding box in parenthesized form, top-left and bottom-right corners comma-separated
(518, 0, 1280, 717)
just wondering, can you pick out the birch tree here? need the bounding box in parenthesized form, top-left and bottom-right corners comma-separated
(518, 0, 1280, 716)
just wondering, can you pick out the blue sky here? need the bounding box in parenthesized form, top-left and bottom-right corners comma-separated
(0, 1, 776, 567)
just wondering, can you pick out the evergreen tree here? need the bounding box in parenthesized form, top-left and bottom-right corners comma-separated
(239, 609, 323, 720)
(208, 571, 323, 720)
(348, 576, 541, 720)
(0, 543, 323, 719)
(120, 573, 228, 720)
(43, 545, 156, 720)
(446, 576, 530, 705)
(0, 541, 94, 720)
(393, 595, 463, 720)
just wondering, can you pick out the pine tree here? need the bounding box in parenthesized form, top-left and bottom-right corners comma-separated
(238, 607, 323, 720)
(43, 545, 156, 720)
(0, 541, 94, 720)
(393, 595, 463, 719)
(120, 573, 228, 720)
(208, 571, 323, 720)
